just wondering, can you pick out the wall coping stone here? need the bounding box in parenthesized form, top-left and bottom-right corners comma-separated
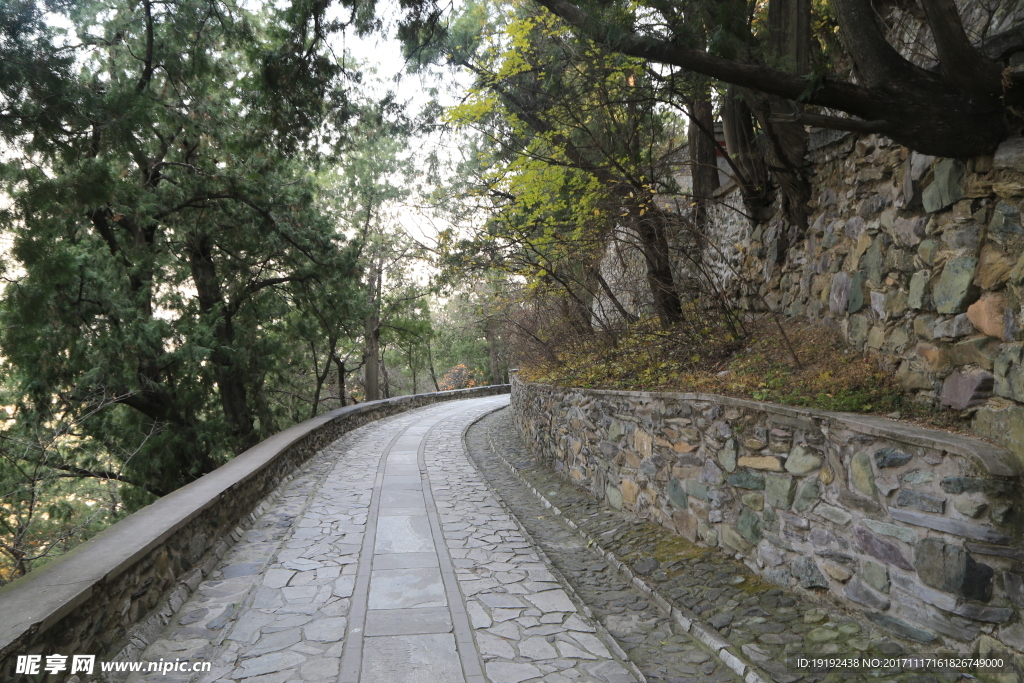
(533, 384, 1018, 476)
(0, 385, 509, 657)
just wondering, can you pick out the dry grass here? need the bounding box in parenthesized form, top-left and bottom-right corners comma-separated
(520, 316, 972, 431)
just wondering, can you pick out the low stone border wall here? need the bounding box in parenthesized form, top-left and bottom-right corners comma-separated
(511, 377, 1024, 656)
(0, 386, 509, 679)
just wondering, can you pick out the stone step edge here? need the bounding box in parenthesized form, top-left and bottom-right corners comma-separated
(460, 406, 649, 683)
(475, 409, 769, 683)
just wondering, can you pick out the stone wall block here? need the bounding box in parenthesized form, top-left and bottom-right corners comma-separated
(512, 380, 1023, 657)
(940, 370, 994, 410)
(922, 159, 966, 213)
(914, 539, 994, 602)
(764, 475, 797, 509)
(933, 257, 980, 315)
(967, 293, 1009, 340)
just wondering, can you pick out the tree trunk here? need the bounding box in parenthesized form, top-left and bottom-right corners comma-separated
(334, 356, 347, 407)
(687, 82, 720, 245)
(484, 320, 501, 385)
(364, 315, 380, 401)
(630, 206, 684, 327)
(427, 339, 440, 392)
(186, 232, 256, 451)
(380, 348, 391, 399)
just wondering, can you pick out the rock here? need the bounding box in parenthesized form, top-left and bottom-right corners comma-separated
(994, 344, 1024, 403)
(621, 479, 639, 507)
(720, 524, 751, 552)
(844, 577, 891, 610)
(922, 158, 966, 212)
(994, 137, 1024, 171)
(874, 447, 912, 469)
(606, 485, 623, 510)
(737, 508, 763, 545)
(683, 479, 709, 501)
(726, 471, 765, 490)
(667, 478, 688, 508)
(975, 403, 1024, 467)
(932, 313, 975, 339)
(914, 314, 937, 338)
(915, 538, 994, 602)
(851, 450, 878, 498)
(859, 194, 888, 218)
(902, 470, 933, 485)
(814, 503, 853, 526)
(918, 239, 938, 265)
(847, 272, 866, 313)
(785, 446, 822, 475)
(829, 272, 851, 314)
(908, 271, 929, 310)
(916, 341, 951, 373)
(943, 225, 980, 251)
(633, 557, 660, 575)
(792, 556, 829, 589)
(862, 519, 917, 544)
(1004, 571, 1024, 607)
(737, 456, 783, 471)
(988, 201, 1024, 243)
(940, 370, 994, 410)
(865, 613, 938, 643)
(793, 479, 821, 512)
(845, 216, 866, 240)
(896, 362, 931, 391)
(823, 562, 853, 582)
(861, 561, 890, 593)
(954, 499, 987, 518)
(940, 476, 1003, 495)
(896, 489, 946, 513)
(948, 336, 1001, 370)
(976, 244, 1016, 290)
(967, 293, 1008, 340)
(894, 216, 927, 247)
(806, 626, 839, 642)
(699, 459, 724, 486)
(764, 475, 797, 509)
(933, 257, 980, 315)
(854, 526, 913, 570)
(866, 325, 885, 349)
(848, 314, 869, 350)
(890, 507, 1011, 544)
(886, 327, 910, 354)
(759, 543, 786, 567)
(718, 438, 737, 473)
(863, 238, 886, 286)
(742, 492, 764, 510)
(870, 290, 885, 318)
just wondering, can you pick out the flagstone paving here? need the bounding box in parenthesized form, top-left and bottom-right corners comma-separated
(128, 396, 644, 683)
(125, 395, 969, 683)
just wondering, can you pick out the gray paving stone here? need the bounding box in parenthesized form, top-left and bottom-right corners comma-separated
(367, 567, 447, 609)
(365, 606, 453, 636)
(374, 515, 435, 553)
(362, 633, 464, 683)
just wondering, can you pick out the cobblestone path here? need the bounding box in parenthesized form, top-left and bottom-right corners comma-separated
(469, 408, 965, 683)
(131, 396, 637, 683)
(127, 395, 966, 683)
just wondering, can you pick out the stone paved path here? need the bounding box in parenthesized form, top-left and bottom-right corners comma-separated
(470, 409, 969, 683)
(130, 396, 638, 683)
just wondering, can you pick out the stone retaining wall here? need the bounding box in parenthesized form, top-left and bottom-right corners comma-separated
(0, 386, 509, 680)
(686, 131, 1024, 464)
(511, 377, 1024, 657)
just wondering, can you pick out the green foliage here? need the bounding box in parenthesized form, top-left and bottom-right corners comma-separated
(0, 0, 368, 558)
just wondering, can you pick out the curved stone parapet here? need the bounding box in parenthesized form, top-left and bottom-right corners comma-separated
(510, 377, 1024, 655)
(0, 386, 509, 678)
